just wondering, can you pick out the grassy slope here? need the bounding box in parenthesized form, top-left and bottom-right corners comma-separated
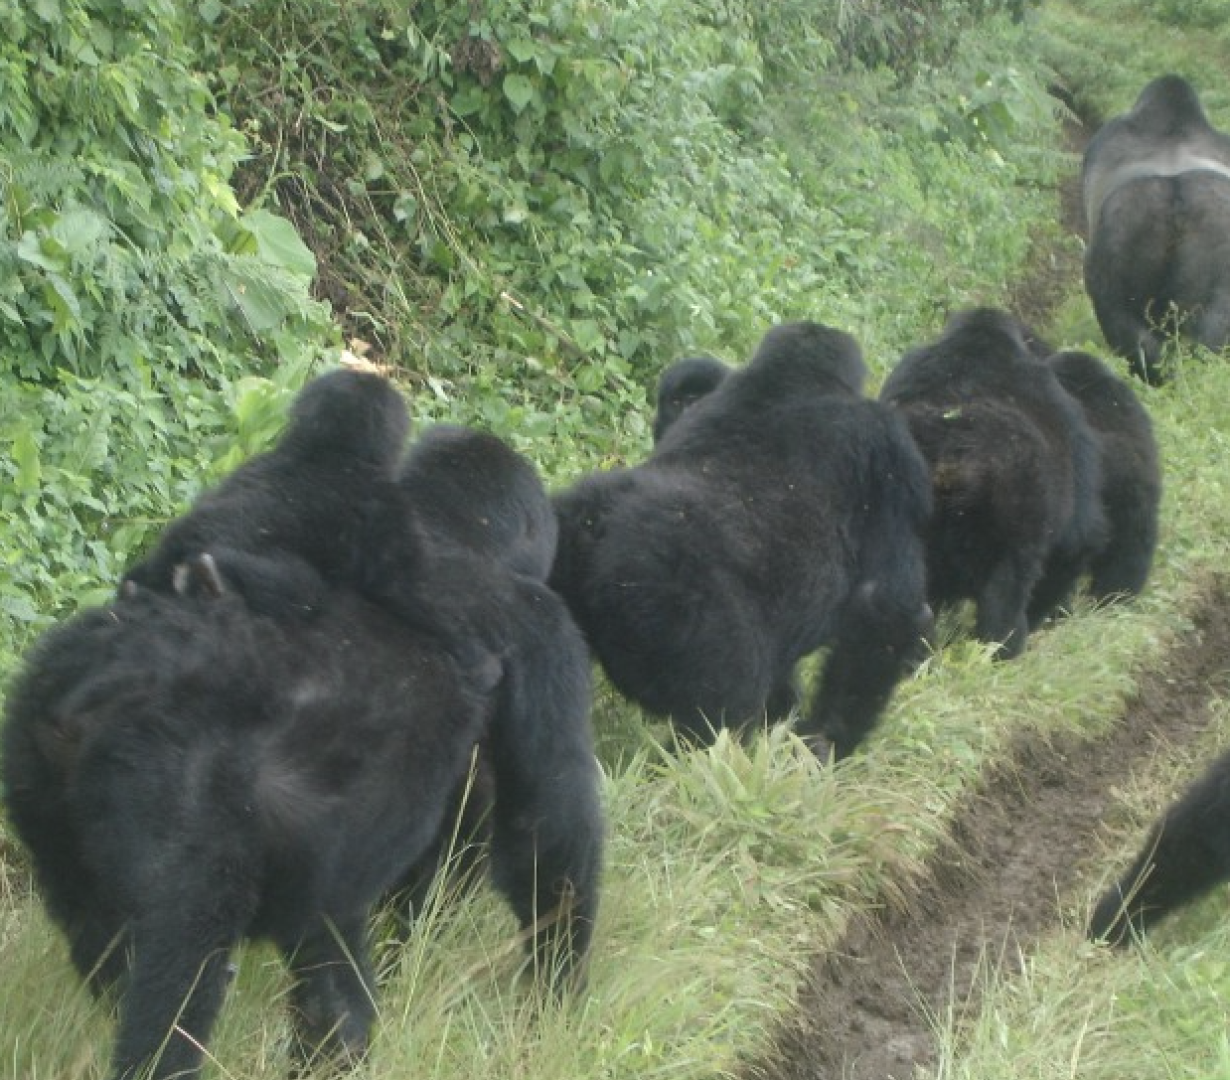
(923, 2, 1230, 1076)
(4, 4, 1230, 1080)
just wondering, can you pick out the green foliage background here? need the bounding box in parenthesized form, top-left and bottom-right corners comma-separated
(0, 0, 1054, 675)
(21, 2, 1230, 1078)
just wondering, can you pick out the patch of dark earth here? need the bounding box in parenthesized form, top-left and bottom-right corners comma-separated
(739, 573, 1230, 1080)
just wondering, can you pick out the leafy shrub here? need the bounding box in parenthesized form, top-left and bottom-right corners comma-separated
(0, 0, 333, 657)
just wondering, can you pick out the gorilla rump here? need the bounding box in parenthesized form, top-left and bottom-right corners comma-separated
(4, 451, 602, 1080)
(880, 308, 1106, 658)
(1089, 745, 1230, 945)
(121, 368, 418, 619)
(552, 321, 933, 759)
(1044, 350, 1161, 601)
(1082, 74, 1230, 383)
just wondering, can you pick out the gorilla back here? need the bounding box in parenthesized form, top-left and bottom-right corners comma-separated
(1082, 75, 1230, 382)
(1, 582, 597, 1080)
(552, 321, 933, 758)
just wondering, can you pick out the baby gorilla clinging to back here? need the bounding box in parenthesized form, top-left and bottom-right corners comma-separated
(121, 367, 418, 619)
(4, 392, 603, 1080)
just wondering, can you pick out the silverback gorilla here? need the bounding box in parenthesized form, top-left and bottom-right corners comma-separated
(1089, 746, 1230, 945)
(551, 321, 933, 758)
(1082, 74, 1230, 383)
(880, 308, 1107, 657)
(3, 395, 602, 1080)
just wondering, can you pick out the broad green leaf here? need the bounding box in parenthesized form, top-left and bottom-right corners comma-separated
(503, 73, 536, 115)
(238, 209, 317, 281)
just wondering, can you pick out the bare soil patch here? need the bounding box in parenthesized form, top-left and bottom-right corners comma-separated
(740, 575, 1230, 1080)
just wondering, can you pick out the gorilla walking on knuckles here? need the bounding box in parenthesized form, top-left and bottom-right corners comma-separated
(1090, 745, 1230, 946)
(1082, 74, 1230, 382)
(3, 405, 603, 1080)
(1043, 349, 1161, 602)
(391, 424, 604, 955)
(552, 320, 934, 759)
(880, 308, 1107, 658)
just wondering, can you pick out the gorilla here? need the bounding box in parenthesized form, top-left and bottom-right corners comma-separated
(1089, 746, 1230, 945)
(652, 355, 732, 443)
(1043, 350, 1161, 602)
(4, 435, 603, 1080)
(552, 321, 933, 759)
(880, 308, 1107, 657)
(397, 423, 558, 580)
(1082, 74, 1230, 383)
(121, 368, 418, 618)
(390, 426, 601, 921)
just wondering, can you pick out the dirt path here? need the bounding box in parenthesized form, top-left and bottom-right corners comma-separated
(740, 576, 1230, 1080)
(737, 94, 1230, 1080)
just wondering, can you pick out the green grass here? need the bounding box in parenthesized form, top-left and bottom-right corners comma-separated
(7, 2, 1230, 1078)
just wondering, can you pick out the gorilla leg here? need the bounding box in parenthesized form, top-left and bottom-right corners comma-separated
(486, 587, 603, 988)
(802, 585, 932, 759)
(110, 901, 249, 1080)
(283, 913, 375, 1066)
(974, 557, 1036, 658)
(1090, 749, 1230, 945)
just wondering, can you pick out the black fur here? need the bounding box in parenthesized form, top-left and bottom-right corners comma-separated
(391, 427, 603, 952)
(652, 355, 732, 443)
(1045, 350, 1161, 600)
(121, 368, 417, 615)
(552, 321, 933, 758)
(397, 424, 558, 580)
(2, 587, 492, 1079)
(880, 308, 1107, 657)
(1089, 747, 1230, 945)
(4, 428, 603, 1080)
(1082, 74, 1230, 383)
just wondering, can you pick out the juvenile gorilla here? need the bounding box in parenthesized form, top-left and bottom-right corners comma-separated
(122, 368, 417, 617)
(652, 355, 732, 443)
(4, 428, 603, 1080)
(880, 308, 1106, 657)
(391, 426, 602, 932)
(1089, 746, 1230, 945)
(552, 321, 933, 758)
(1044, 349, 1161, 601)
(397, 423, 558, 580)
(1082, 74, 1230, 383)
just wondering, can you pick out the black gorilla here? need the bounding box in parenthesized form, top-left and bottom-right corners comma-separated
(121, 368, 417, 617)
(397, 424, 558, 580)
(552, 321, 933, 758)
(1044, 350, 1161, 601)
(3, 585, 601, 1080)
(652, 355, 732, 443)
(1089, 747, 1230, 945)
(880, 308, 1106, 657)
(1082, 74, 1230, 383)
(390, 426, 602, 928)
(5, 420, 602, 1080)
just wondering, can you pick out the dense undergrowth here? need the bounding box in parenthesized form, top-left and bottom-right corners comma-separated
(4, 0, 1230, 1077)
(1, 0, 1053, 672)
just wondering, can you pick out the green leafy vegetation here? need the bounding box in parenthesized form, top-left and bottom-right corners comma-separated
(3, 0, 1230, 1078)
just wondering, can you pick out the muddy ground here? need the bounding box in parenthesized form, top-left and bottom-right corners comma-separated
(740, 576, 1230, 1080)
(739, 106, 1230, 1080)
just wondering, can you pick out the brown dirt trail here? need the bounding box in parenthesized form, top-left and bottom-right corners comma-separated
(739, 577, 1230, 1080)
